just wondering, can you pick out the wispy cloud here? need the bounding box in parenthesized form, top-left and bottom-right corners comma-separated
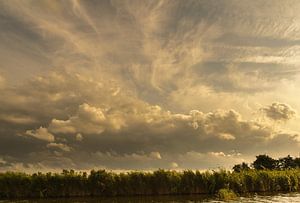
(1, 0, 300, 170)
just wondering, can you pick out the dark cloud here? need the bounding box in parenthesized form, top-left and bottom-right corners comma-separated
(191, 62, 300, 93)
(261, 102, 297, 122)
(0, 70, 298, 170)
(1, 0, 300, 171)
(215, 33, 300, 48)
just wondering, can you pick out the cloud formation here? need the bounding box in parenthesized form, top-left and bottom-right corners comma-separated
(46, 142, 72, 152)
(0, 70, 296, 170)
(49, 103, 107, 135)
(0, 0, 300, 171)
(25, 127, 55, 142)
(261, 103, 297, 122)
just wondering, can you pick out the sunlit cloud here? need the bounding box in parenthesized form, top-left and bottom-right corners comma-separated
(1, 0, 300, 171)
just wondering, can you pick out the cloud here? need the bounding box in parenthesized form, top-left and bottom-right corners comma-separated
(0, 114, 36, 125)
(177, 151, 245, 169)
(76, 133, 83, 141)
(0, 157, 6, 165)
(218, 133, 235, 140)
(37, 99, 274, 146)
(49, 103, 107, 135)
(46, 142, 72, 152)
(190, 109, 272, 141)
(261, 102, 297, 122)
(0, 74, 5, 89)
(91, 151, 164, 170)
(191, 62, 300, 93)
(0, 70, 128, 137)
(215, 33, 300, 48)
(208, 151, 241, 157)
(25, 127, 55, 142)
(1, 1, 300, 171)
(0, 67, 299, 171)
(149, 151, 162, 160)
(170, 162, 178, 168)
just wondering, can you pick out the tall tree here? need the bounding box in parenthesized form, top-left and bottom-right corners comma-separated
(278, 155, 296, 169)
(253, 154, 277, 170)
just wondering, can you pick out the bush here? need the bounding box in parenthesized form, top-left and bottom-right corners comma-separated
(217, 188, 237, 201)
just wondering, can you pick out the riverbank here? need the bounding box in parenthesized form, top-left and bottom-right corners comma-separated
(1, 169, 300, 199)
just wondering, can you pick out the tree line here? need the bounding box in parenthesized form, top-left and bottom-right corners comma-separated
(233, 154, 300, 172)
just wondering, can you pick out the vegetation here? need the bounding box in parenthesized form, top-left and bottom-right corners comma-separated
(217, 188, 237, 201)
(2, 154, 300, 199)
(232, 162, 250, 172)
(233, 154, 300, 171)
(1, 168, 300, 199)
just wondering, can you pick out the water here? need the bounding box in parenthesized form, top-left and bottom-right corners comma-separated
(1, 193, 300, 203)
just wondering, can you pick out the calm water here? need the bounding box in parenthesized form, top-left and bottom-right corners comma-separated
(2, 193, 300, 203)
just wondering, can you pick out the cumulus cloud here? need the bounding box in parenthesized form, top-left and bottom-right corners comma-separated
(261, 102, 297, 122)
(1, 1, 300, 171)
(149, 151, 162, 160)
(35, 99, 274, 145)
(49, 103, 107, 135)
(189, 109, 272, 141)
(0, 68, 298, 171)
(25, 127, 55, 142)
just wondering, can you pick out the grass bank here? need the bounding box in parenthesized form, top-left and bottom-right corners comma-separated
(1, 169, 300, 199)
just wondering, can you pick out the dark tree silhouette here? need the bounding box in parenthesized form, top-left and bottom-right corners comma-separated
(294, 157, 300, 168)
(253, 154, 278, 170)
(278, 155, 296, 169)
(232, 162, 250, 172)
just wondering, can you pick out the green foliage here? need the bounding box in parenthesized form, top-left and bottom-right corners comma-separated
(1, 167, 300, 198)
(217, 188, 237, 201)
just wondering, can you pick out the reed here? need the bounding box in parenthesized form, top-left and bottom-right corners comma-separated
(1, 169, 300, 199)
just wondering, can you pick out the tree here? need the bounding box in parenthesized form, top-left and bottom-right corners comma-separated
(252, 154, 277, 170)
(232, 162, 250, 172)
(294, 157, 300, 168)
(278, 155, 296, 169)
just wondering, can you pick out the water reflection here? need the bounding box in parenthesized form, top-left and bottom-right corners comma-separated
(2, 193, 300, 203)
(0, 195, 213, 203)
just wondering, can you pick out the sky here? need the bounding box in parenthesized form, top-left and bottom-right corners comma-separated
(0, 0, 300, 172)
